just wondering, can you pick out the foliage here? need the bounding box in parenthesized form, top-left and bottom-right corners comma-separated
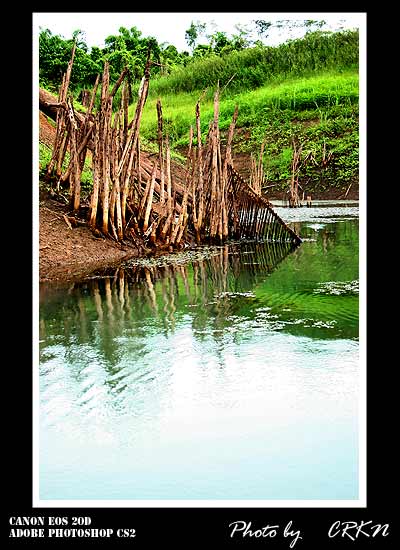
(185, 21, 207, 50)
(39, 25, 191, 93)
(148, 30, 358, 96)
(39, 143, 93, 197)
(39, 22, 358, 98)
(39, 25, 359, 195)
(39, 28, 101, 91)
(136, 69, 359, 193)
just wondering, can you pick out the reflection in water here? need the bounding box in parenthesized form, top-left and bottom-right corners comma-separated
(39, 217, 359, 501)
(40, 241, 296, 362)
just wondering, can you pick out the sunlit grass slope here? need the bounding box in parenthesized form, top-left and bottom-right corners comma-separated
(133, 68, 359, 192)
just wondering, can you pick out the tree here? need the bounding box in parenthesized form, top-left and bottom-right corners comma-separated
(253, 20, 273, 39)
(231, 24, 252, 50)
(71, 29, 87, 51)
(252, 18, 327, 44)
(103, 27, 162, 80)
(192, 44, 212, 59)
(208, 31, 230, 54)
(185, 21, 207, 50)
(159, 44, 183, 74)
(39, 28, 100, 90)
(39, 28, 70, 88)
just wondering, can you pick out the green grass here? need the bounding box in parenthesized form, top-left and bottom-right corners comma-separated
(136, 69, 358, 144)
(39, 142, 94, 197)
(39, 142, 53, 169)
(133, 68, 359, 193)
(39, 28, 359, 196)
(147, 29, 358, 96)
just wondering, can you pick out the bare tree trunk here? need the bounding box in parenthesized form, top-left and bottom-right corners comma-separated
(209, 85, 220, 239)
(90, 118, 101, 228)
(143, 161, 157, 233)
(98, 62, 110, 233)
(290, 138, 302, 207)
(66, 99, 81, 213)
(157, 99, 165, 205)
(171, 126, 193, 245)
(119, 59, 151, 230)
(165, 135, 172, 220)
(194, 101, 204, 243)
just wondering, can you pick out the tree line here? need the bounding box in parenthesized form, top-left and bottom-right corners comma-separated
(39, 18, 342, 93)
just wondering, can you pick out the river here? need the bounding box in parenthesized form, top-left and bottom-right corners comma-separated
(37, 202, 361, 502)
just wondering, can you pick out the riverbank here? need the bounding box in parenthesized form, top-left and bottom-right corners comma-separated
(39, 193, 359, 283)
(39, 198, 145, 282)
(38, 114, 358, 283)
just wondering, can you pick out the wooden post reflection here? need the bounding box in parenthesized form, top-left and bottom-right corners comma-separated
(192, 261, 199, 301)
(160, 270, 170, 333)
(144, 267, 158, 315)
(92, 280, 104, 321)
(167, 266, 176, 330)
(39, 318, 46, 341)
(105, 277, 114, 317)
(78, 295, 88, 341)
(123, 272, 131, 315)
(118, 268, 125, 310)
(179, 265, 191, 303)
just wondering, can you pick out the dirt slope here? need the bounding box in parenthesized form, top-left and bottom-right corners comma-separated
(39, 112, 143, 283)
(39, 199, 142, 282)
(38, 104, 357, 283)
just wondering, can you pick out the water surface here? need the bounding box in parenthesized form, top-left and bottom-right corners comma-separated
(38, 205, 360, 500)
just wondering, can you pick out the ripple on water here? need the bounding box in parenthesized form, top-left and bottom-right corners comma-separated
(39, 215, 360, 500)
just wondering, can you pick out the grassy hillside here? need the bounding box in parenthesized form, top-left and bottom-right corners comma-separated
(135, 30, 359, 196)
(40, 29, 359, 197)
(149, 29, 358, 96)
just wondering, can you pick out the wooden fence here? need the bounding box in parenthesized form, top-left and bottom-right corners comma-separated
(43, 46, 301, 249)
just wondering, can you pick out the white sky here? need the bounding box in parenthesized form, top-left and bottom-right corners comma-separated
(33, 12, 365, 51)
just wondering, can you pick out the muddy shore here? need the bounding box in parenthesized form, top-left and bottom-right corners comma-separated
(39, 109, 358, 283)
(39, 192, 358, 283)
(39, 198, 144, 283)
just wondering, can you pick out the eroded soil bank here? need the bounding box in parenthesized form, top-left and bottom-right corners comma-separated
(38, 112, 358, 283)
(39, 198, 146, 282)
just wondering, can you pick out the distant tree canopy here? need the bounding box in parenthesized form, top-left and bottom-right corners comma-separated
(39, 25, 193, 91)
(39, 18, 354, 93)
(39, 28, 101, 90)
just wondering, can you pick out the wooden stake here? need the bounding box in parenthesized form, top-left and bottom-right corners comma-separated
(156, 99, 165, 206)
(194, 101, 204, 243)
(143, 161, 157, 233)
(172, 126, 193, 245)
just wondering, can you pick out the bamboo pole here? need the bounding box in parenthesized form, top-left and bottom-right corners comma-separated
(165, 134, 172, 219)
(143, 161, 157, 233)
(66, 99, 81, 213)
(89, 117, 101, 229)
(209, 85, 220, 240)
(171, 126, 193, 245)
(156, 99, 165, 206)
